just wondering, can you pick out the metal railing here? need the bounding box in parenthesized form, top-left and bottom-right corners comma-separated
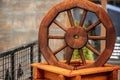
(0, 40, 119, 80)
(0, 41, 41, 80)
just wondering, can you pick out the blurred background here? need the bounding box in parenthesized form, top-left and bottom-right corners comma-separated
(0, 0, 120, 79)
(0, 0, 119, 52)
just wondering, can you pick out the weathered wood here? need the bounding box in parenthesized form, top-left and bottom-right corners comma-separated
(85, 20, 101, 32)
(67, 10, 75, 26)
(86, 44, 101, 56)
(108, 70, 118, 80)
(79, 10, 87, 26)
(65, 46, 74, 64)
(31, 63, 120, 80)
(72, 75, 81, 80)
(65, 27, 88, 49)
(59, 75, 65, 80)
(53, 44, 67, 55)
(39, 0, 116, 70)
(54, 19, 67, 32)
(88, 36, 106, 40)
(79, 49, 86, 65)
(100, 0, 107, 52)
(33, 67, 44, 80)
(48, 35, 64, 39)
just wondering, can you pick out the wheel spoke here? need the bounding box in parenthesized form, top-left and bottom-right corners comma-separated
(48, 35, 64, 39)
(67, 10, 75, 26)
(53, 44, 67, 55)
(54, 19, 67, 32)
(88, 36, 106, 40)
(86, 44, 100, 56)
(79, 10, 87, 26)
(79, 49, 86, 65)
(85, 20, 101, 32)
(66, 46, 74, 64)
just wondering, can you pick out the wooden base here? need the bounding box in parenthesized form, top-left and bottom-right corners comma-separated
(31, 62, 120, 80)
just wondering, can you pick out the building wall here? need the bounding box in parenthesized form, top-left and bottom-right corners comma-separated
(0, 0, 60, 51)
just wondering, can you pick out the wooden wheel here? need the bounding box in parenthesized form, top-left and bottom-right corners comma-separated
(39, 0, 116, 70)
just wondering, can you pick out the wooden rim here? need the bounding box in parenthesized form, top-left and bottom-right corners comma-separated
(39, 0, 116, 70)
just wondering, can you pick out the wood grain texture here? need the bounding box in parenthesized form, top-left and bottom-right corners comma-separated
(39, 0, 116, 70)
(31, 63, 120, 80)
(79, 10, 87, 26)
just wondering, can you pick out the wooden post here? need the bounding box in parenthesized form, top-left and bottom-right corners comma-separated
(59, 75, 65, 80)
(33, 67, 44, 80)
(100, 0, 107, 52)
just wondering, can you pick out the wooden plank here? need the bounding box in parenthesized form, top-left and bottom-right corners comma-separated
(100, 0, 107, 52)
(33, 67, 44, 79)
(31, 63, 120, 80)
(44, 71, 59, 80)
(39, 0, 116, 73)
(81, 72, 108, 80)
(71, 67, 114, 76)
(59, 75, 65, 80)
(31, 63, 115, 77)
(108, 70, 118, 80)
(31, 63, 72, 77)
(74, 75, 81, 80)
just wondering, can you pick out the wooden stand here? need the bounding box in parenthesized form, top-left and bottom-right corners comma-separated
(31, 62, 120, 80)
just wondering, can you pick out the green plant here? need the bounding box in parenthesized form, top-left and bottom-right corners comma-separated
(71, 20, 94, 60)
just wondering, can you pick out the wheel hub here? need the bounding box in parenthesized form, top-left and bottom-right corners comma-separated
(65, 27, 88, 48)
(39, 0, 116, 70)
